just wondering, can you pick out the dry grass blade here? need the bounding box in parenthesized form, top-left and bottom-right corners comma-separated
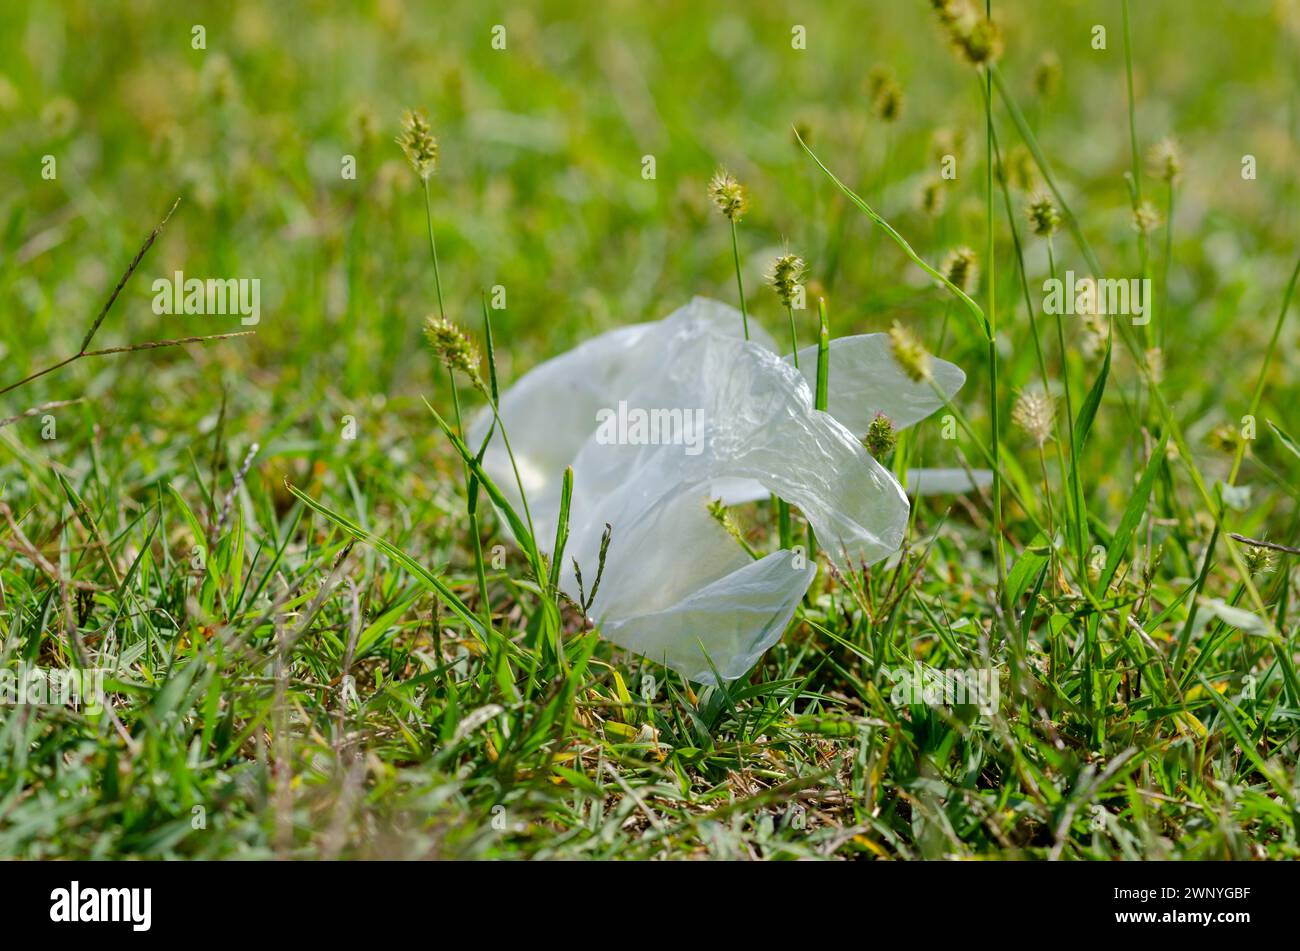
(0, 196, 252, 399)
(0, 398, 86, 429)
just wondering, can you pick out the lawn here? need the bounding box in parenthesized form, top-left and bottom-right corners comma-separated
(1, 0, 1298, 859)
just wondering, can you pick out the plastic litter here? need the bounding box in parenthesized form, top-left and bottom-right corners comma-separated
(469, 297, 966, 682)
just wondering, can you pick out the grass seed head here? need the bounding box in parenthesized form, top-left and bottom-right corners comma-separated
(1206, 422, 1240, 455)
(768, 252, 806, 308)
(919, 178, 946, 216)
(868, 66, 904, 122)
(934, 2, 1004, 67)
(958, 17, 1004, 66)
(1150, 137, 1182, 182)
(1012, 387, 1055, 446)
(929, 0, 969, 28)
(888, 321, 933, 383)
(942, 246, 979, 294)
(397, 108, 438, 180)
(1132, 199, 1161, 234)
(864, 413, 897, 457)
(706, 498, 751, 553)
(708, 169, 747, 222)
(424, 315, 484, 391)
(1243, 543, 1277, 576)
(1026, 191, 1061, 237)
(1034, 50, 1062, 99)
(1069, 275, 1112, 358)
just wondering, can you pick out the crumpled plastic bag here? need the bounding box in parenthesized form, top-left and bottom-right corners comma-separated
(469, 297, 967, 683)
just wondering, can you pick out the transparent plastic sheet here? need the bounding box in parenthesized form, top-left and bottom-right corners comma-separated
(905, 467, 994, 496)
(469, 297, 967, 682)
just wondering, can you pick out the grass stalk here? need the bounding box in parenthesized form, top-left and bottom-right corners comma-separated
(730, 219, 749, 340)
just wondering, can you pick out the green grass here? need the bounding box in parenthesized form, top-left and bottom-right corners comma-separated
(2, 0, 1299, 859)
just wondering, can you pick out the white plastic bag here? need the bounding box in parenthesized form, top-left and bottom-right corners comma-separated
(470, 297, 967, 682)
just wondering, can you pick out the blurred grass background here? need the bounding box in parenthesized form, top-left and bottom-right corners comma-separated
(3, 0, 1297, 433)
